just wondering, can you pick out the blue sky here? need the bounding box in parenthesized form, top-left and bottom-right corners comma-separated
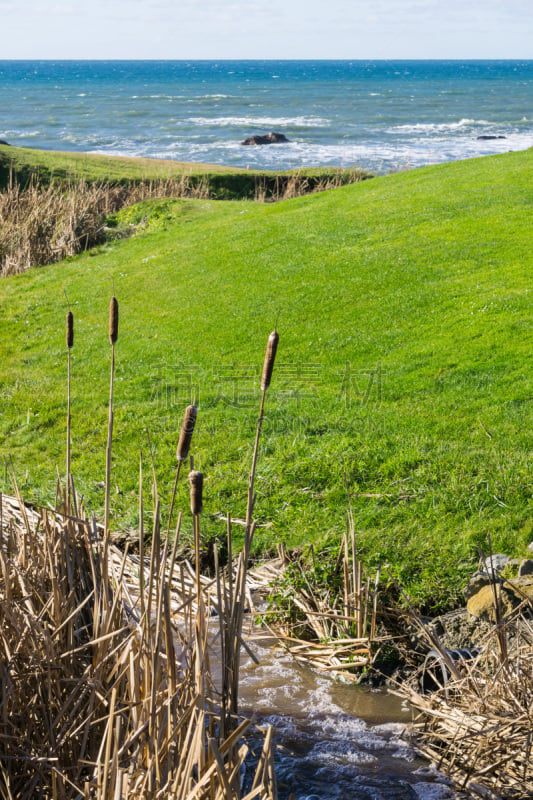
(0, 0, 531, 59)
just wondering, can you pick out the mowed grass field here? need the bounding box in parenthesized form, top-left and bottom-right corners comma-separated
(1, 148, 533, 609)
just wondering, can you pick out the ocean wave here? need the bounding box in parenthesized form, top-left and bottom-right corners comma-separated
(49, 124, 533, 175)
(389, 119, 487, 134)
(129, 94, 232, 101)
(5, 129, 42, 139)
(187, 115, 329, 128)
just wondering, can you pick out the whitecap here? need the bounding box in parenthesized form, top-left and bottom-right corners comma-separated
(388, 118, 484, 135)
(187, 115, 329, 128)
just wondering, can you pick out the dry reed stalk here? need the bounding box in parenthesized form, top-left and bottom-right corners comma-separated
(104, 295, 118, 537)
(0, 489, 277, 799)
(246, 330, 278, 529)
(399, 605, 533, 798)
(66, 309, 74, 515)
(217, 329, 279, 741)
(189, 469, 204, 601)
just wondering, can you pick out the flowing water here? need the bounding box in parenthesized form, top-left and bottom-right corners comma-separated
(235, 631, 463, 800)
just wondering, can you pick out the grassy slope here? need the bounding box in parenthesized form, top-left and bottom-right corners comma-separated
(0, 144, 367, 198)
(1, 148, 533, 609)
(0, 143, 241, 184)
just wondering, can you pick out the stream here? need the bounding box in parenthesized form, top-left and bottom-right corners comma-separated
(236, 631, 465, 800)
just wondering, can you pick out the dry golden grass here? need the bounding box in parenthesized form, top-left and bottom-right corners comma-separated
(0, 483, 277, 799)
(0, 176, 211, 276)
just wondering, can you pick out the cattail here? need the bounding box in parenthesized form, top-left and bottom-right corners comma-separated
(189, 470, 203, 516)
(66, 310, 74, 349)
(261, 329, 279, 392)
(176, 404, 197, 462)
(109, 295, 119, 344)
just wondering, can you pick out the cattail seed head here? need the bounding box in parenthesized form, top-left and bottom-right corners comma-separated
(66, 310, 74, 349)
(176, 404, 197, 462)
(109, 296, 119, 344)
(189, 470, 203, 516)
(261, 330, 279, 392)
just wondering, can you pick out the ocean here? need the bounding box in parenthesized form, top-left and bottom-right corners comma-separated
(1, 60, 533, 175)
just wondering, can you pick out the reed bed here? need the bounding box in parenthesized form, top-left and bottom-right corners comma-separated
(0, 318, 281, 797)
(252, 169, 366, 203)
(400, 603, 533, 799)
(0, 168, 367, 276)
(259, 530, 380, 682)
(0, 175, 210, 276)
(0, 485, 277, 799)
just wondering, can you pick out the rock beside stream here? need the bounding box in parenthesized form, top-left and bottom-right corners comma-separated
(463, 551, 533, 622)
(379, 548, 533, 685)
(466, 575, 533, 621)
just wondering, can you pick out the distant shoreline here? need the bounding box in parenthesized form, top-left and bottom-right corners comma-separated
(2, 60, 532, 174)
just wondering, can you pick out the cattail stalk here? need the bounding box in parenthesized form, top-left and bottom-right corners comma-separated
(246, 329, 279, 528)
(66, 310, 74, 515)
(104, 296, 118, 539)
(166, 404, 197, 535)
(229, 329, 279, 726)
(189, 468, 204, 703)
(189, 469, 203, 602)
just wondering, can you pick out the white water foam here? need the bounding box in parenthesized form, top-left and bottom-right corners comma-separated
(187, 115, 330, 128)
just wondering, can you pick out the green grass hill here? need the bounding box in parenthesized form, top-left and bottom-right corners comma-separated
(2, 147, 533, 610)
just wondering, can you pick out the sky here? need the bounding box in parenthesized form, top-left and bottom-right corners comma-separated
(0, 0, 531, 60)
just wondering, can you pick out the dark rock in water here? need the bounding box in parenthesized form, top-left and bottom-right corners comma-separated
(241, 132, 290, 146)
(477, 134, 507, 140)
(0, 139, 11, 146)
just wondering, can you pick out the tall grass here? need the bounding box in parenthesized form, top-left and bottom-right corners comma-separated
(0, 168, 366, 276)
(0, 175, 211, 276)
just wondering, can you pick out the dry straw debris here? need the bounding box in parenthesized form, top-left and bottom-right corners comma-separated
(257, 537, 380, 682)
(399, 601, 533, 799)
(0, 486, 277, 799)
(257, 477, 381, 683)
